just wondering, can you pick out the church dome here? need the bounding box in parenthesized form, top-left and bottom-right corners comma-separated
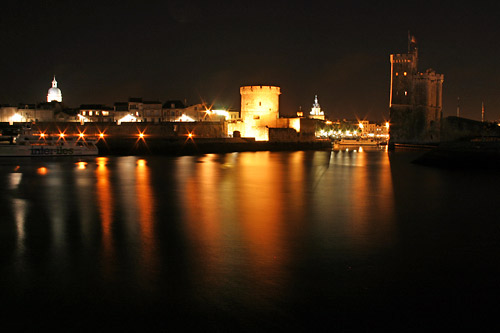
(47, 76, 63, 102)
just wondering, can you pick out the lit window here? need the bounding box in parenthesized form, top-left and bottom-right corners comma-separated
(89, 111, 93, 116)
(404, 91, 408, 96)
(403, 72, 407, 76)
(395, 72, 399, 76)
(102, 111, 109, 116)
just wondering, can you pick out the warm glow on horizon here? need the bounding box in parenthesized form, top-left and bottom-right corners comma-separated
(9, 113, 25, 125)
(117, 114, 137, 125)
(176, 114, 195, 122)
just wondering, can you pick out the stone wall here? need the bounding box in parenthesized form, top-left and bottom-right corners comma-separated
(441, 116, 500, 142)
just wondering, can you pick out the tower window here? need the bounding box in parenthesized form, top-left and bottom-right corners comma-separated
(403, 72, 407, 76)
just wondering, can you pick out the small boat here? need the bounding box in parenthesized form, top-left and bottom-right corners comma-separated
(0, 128, 98, 157)
(337, 138, 380, 146)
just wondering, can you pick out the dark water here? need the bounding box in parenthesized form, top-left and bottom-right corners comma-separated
(1, 148, 499, 331)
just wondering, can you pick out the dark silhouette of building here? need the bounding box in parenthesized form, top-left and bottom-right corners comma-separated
(389, 35, 444, 145)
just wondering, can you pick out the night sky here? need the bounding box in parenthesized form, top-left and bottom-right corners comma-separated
(1, 1, 499, 122)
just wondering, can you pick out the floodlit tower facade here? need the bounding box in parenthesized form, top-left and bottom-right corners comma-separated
(240, 85, 281, 140)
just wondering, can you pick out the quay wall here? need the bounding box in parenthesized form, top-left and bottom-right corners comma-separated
(97, 137, 331, 155)
(25, 121, 227, 138)
(1, 122, 330, 155)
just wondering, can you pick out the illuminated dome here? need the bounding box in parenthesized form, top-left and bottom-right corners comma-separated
(47, 76, 62, 102)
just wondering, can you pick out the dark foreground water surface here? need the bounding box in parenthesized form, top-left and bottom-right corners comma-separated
(1, 148, 499, 331)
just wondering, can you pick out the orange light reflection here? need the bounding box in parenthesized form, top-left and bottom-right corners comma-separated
(135, 158, 157, 282)
(37, 167, 48, 175)
(96, 157, 114, 273)
(76, 162, 87, 170)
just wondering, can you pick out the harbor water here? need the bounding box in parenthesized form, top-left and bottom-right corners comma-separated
(1, 148, 499, 331)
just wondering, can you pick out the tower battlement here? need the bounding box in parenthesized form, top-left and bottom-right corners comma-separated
(240, 86, 281, 95)
(390, 54, 415, 63)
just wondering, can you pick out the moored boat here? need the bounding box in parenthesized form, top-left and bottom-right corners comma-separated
(0, 128, 98, 157)
(337, 138, 380, 146)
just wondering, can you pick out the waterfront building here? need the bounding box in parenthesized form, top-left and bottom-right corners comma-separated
(79, 104, 114, 123)
(389, 35, 444, 144)
(162, 101, 205, 122)
(142, 101, 163, 123)
(0, 103, 56, 123)
(47, 76, 63, 103)
(112, 98, 162, 123)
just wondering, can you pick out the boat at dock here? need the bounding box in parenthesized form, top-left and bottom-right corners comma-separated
(336, 138, 381, 146)
(0, 128, 98, 157)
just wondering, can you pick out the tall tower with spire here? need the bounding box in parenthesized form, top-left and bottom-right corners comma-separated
(309, 95, 325, 120)
(47, 76, 63, 102)
(389, 35, 444, 145)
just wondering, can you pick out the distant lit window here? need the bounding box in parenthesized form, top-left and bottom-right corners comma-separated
(404, 91, 408, 96)
(102, 111, 109, 116)
(89, 111, 93, 116)
(96, 111, 100, 116)
(82, 111, 86, 115)
(395, 72, 399, 76)
(403, 72, 407, 76)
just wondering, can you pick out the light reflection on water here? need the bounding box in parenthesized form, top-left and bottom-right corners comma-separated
(1, 149, 499, 330)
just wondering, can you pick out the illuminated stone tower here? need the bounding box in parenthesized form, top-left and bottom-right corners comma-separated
(47, 76, 63, 102)
(389, 35, 444, 144)
(240, 85, 281, 140)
